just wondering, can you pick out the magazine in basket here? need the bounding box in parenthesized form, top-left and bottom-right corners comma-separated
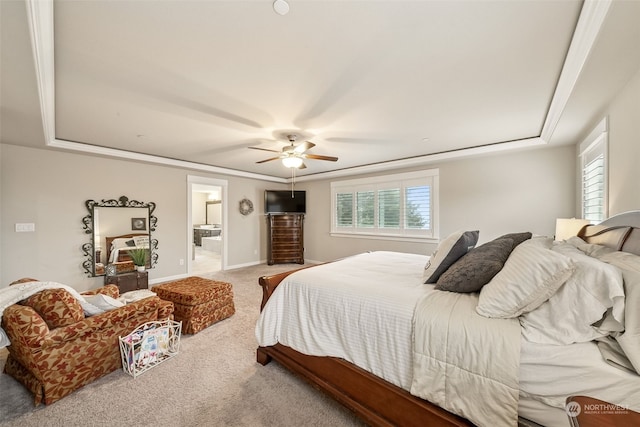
(119, 319, 182, 378)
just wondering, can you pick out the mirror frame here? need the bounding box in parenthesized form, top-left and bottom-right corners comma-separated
(82, 195, 158, 277)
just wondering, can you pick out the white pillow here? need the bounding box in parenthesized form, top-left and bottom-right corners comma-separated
(476, 239, 575, 318)
(564, 235, 588, 248)
(82, 294, 125, 316)
(526, 235, 554, 249)
(111, 238, 131, 250)
(519, 242, 625, 345)
(133, 235, 150, 248)
(593, 250, 640, 374)
(118, 289, 156, 304)
(423, 230, 479, 284)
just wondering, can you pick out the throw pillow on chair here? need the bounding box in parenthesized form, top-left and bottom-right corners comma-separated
(22, 289, 85, 329)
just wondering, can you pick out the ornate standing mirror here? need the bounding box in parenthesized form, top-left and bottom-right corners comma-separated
(82, 196, 158, 277)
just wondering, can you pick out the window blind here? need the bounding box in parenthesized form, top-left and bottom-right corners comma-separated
(582, 154, 605, 222)
(336, 193, 353, 227)
(331, 169, 438, 240)
(405, 185, 430, 230)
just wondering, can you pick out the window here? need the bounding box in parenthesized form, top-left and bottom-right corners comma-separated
(580, 118, 608, 222)
(331, 169, 439, 241)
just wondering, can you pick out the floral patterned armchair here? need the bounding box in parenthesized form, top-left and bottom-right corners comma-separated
(1, 283, 174, 405)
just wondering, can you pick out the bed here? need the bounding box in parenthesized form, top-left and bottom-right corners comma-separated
(106, 233, 150, 264)
(255, 211, 640, 427)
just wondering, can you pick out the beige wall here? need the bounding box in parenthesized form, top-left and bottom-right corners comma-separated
(0, 144, 285, 291)
(300, 145, 576, 262)
(607, 67, 640, 215)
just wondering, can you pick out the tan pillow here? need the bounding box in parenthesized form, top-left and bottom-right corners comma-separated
(477, 240, 575, 318)
(23, 288, 85, 329)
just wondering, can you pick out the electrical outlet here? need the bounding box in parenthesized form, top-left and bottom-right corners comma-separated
(179, 259, 184, 266)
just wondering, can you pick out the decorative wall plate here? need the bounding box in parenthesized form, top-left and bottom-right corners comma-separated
(239, 198, 254, 216)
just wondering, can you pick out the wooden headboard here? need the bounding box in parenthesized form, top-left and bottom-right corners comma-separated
(105, 233, 149, 263)
(577, 210, 640, 256)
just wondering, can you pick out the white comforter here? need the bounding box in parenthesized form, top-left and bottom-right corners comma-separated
(256, 251, 434, 389)
(411, 290, 521, 427)
(255, 251, 521, 426)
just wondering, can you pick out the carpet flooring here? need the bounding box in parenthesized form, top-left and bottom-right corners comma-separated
(0, 264, 365, 427)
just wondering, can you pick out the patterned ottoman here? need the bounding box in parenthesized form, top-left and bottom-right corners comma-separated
(151, 277, 235, 334)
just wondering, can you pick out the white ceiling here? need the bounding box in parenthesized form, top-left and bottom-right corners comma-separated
(2, 0, 640, 181)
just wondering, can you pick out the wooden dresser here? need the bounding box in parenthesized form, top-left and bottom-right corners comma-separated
(267, 214, 304, 265)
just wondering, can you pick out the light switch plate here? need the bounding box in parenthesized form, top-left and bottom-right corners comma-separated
(15, 223, 35, 232)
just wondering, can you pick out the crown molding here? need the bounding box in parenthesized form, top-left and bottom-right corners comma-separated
(25, 0, 55, 142)
(290, 137, 546, 183)
(540, 0, 612, 143)
(49, 138, 287, 183)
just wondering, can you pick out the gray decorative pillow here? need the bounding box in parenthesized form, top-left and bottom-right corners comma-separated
(495, 232, 532, 250)
(435, 238, 514, 293)
(423, 230, 479, 284)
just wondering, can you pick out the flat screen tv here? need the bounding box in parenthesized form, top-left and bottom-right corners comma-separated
(265, 190, 306, 214)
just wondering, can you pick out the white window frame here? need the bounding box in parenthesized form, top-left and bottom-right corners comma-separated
(331, 169, 439, 243)
(579, 117, 608, 222)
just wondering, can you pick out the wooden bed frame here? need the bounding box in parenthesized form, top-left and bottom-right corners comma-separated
(256, 211, 640, 426)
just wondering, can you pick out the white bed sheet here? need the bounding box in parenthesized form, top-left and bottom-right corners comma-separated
(519, 337, 640, 426)
(256, 251, 434, 390)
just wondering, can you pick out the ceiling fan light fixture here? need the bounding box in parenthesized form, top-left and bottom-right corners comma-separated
(282, 156, 303, 168)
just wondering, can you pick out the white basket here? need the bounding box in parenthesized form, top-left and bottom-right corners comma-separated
(119, 319, 181, 378)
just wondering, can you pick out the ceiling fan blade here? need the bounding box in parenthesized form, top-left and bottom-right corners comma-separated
(294, 140, 315, 153)
(256, 157, 281, 164)
(249, 146, 280, 153)
(303, 153, 339, 162)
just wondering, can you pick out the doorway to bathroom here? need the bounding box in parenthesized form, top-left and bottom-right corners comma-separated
(188, 176, 228, 275)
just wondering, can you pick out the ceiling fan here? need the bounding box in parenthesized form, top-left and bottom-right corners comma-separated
(249, 134, 338, 169)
